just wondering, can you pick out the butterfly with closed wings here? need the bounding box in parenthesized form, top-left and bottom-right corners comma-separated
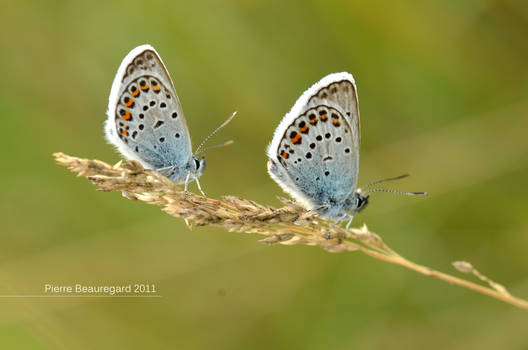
(105, 44, 234, 196)
(267, 72, 426, 230)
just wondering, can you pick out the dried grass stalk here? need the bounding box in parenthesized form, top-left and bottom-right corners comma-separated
(54, 152, 528, 310)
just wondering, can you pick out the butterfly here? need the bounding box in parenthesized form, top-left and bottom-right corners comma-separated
(267, 72, 425, 229)
(105, 44, 234, 196)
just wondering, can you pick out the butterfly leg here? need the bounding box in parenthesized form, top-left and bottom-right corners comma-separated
(345, 215, 355, 231)
(297, 204, 328, 222)
(324, 214, 348, 240)
(195, 178, 206, 198)
(184, 173, 191, 196)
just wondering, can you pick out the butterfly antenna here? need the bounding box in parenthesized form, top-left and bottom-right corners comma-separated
(361, 188, 427, 196)
(194, 111, 237, 155)
(359, 173, 411, 190)
(196, 140, 234, 155)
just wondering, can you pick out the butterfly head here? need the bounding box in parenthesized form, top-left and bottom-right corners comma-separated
(353, 173, 427, 213)
(353, 191, 370, 213)
(191, 155, 206, 177)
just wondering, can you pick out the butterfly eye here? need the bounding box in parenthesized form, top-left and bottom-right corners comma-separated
(194, 158, 201, 169)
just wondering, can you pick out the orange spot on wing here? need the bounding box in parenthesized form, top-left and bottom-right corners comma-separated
(131, 89, 140, 97)
(291, 134, 302, 144)
(140, 84, 149, 91)
(281, 151, 289, 159)
(332, 120, 341, 127)
(309, 118, 318, 125)
(152, 85, 161, 92)
(320, 115, 328, 121)
(299, 126, 309, 133)
(123, 129, 128, 136)
(121, 111, 131, 120)
(125, 98, 134, 107)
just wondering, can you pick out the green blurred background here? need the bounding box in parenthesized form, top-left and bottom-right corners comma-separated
(1, 0, 528, 348)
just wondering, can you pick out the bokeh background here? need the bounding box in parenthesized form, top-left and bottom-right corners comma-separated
(1, 0, 528, 348)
